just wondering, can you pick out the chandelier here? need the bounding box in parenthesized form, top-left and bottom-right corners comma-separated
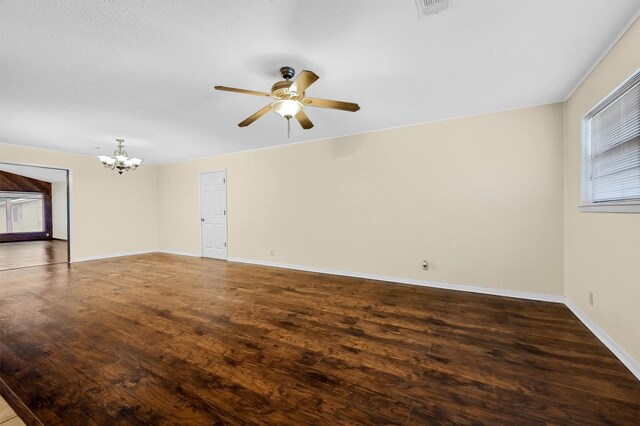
(97, 139, 143, 174)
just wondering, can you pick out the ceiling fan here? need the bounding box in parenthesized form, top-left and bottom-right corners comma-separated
(214, 66, 360, 136)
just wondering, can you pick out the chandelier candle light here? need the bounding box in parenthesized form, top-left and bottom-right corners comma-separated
(98, 139, 143, 174)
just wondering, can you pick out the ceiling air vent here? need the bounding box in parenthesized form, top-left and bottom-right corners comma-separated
(415, 0, 453, 18)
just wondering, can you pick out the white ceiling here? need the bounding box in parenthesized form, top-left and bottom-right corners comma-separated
(1, 0, 639, 164)
(0, 163, 67, 183)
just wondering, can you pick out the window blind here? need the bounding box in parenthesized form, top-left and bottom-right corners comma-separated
(587, 73, 640, 203)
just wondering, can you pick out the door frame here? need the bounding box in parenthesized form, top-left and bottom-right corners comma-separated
(0, 161, 72, 264)
(198, 168, 228, 260)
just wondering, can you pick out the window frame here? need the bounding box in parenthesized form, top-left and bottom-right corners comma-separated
(0, 191, 46, 234)
(580, 68, 640, 214)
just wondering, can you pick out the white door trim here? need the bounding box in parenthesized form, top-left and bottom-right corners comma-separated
(0, 161, 72, 263)
(199, 169, 228, 260)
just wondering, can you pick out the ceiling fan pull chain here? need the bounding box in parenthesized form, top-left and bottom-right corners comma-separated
(287, 116, 291, 139)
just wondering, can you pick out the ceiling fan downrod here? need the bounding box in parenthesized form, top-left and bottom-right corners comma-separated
(280, 66, 295, 80)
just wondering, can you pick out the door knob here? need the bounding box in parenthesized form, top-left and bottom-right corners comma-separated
(201, 218, 205, 222)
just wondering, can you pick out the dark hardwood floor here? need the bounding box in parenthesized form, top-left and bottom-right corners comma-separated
(0, 253, 638, 425)
(0, 240, 68, 271)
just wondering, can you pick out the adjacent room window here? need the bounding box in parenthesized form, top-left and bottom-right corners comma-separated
(0, 192, 45, 233)
(581, 69, 640, 213)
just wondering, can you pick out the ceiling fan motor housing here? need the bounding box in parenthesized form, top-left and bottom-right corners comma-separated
(271, 80, 298, 100)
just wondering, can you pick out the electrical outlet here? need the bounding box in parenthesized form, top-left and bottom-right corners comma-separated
(270, 248, 275, 256)
(589, 292, 594, 306)
(422, 260, 429, 270)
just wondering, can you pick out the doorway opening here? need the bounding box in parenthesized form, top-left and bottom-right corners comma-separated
(0, 163, 70, 270)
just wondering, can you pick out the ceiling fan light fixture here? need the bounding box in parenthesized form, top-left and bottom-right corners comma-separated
(271, 99, 303, 118)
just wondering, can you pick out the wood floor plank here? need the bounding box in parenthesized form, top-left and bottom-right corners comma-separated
(0, 253, 638, 425)
(0, 240, 68, 271)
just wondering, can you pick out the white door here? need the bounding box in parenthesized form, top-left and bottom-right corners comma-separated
(200, 171, 227, 259)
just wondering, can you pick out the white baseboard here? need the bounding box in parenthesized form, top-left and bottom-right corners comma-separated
(68, 252, 639, 381)
(227, 257, 565, 303)
(157, 250, 202, 258)
(565, 300, 640, 381)
(71, 250, 156, 263)
(228, 256, 638, 381)
(73, 250, 200, 263)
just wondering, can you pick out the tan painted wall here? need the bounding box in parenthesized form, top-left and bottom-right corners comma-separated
(52, 181, 68, 240)
(0, 144, 158, 260)
(564, 18, 640, 362)
(158, 104, 565, 295)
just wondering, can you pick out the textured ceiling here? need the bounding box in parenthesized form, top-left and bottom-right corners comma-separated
(1, 0, 639, 164)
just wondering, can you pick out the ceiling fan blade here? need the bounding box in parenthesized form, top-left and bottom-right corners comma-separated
(303, 97, 360, 112)
(290, 70, 319, 95)
(295, 110, 314, 129)
(214, 86, 271, 97)
(238, 104, 272, 127)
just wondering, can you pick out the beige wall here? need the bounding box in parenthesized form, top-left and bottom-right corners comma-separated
(158, 104, 565, 296)
(564, 18, 640, 362)
(52, 181, 68, 240)
(0, 144, 158, 260)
